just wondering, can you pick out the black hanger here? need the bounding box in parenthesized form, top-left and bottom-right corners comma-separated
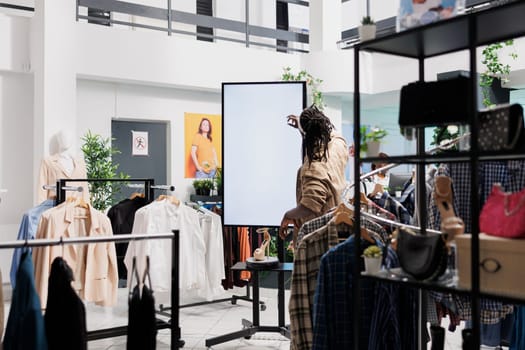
(128, 256, 142, 297)
(142, 256, 153, 290)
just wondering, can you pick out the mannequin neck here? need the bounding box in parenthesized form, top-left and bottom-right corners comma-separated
(58, 151, 74, 175)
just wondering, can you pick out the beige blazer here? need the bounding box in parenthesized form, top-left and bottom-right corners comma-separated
(37, 154, 90, 204)
(33, 202, 118, 308)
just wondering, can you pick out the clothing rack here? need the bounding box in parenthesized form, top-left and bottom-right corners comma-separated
(8, 231, 183, 349)
(159, 226, 264, 314)
(357, 133, 468, 183)
(56, 178, 158, 204)
(59, 179, 260, 327)
(126, 183, 175, 192)
(43, 184, 84, 193)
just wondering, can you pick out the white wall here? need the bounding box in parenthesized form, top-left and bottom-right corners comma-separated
(77, 79, 222, 202)
(75, 22, 301, 92)
(0, 14, 31, 73)
(0, 71, 34, 276)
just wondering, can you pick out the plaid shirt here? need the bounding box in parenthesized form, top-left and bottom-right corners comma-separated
(427, 160, 525, 325)
(371, 192, 412, 224)
(296, 210, 388, 248)
(312, 237, 377, 350)
(289, 220, 340, 350)
(368, 250, 418, 350)
(290, 217, 387, 350)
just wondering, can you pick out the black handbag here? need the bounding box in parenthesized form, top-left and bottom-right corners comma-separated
(478, 103, 524, 151)
(396, 228, 448, 281)
(399, 76, 473, 127)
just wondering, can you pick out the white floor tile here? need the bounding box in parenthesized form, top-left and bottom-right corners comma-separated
(85, 286, 291, 349)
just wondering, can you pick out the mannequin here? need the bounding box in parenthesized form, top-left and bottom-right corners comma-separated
(37, 130, 90, 204)
(56, 129, 74, 175)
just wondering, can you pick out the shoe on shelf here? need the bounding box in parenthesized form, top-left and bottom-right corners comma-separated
(434, 175, 465, 238)
(253, 228, 271, 261)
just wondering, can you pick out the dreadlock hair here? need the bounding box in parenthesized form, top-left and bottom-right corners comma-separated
(299, 105, 334, 164)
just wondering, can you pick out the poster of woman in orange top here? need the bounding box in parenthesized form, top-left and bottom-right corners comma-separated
(184, 113, 222, 178)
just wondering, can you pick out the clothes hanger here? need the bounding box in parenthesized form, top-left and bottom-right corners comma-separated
(65, 195, 89, 209)
(143, 256, 153, 289)
(360, 227, 375, 244)
(59, 236, 64, 258)
(129, 256, 142, 297)
(129, 192, 145, 200)
(157, 194, 180, 206)
(75, 197, 89, 209)
(334, 202, 354, 226)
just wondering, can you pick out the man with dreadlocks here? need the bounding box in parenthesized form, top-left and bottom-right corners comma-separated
(279, 105, 349, 246)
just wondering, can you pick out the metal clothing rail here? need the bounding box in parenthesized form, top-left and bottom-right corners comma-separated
(57, 178, 156, 204)
(127, 183, 175, 191)
(358, 133, 469, 183)
(56, 178, 176, 205)
(43, 184, 84, 193)
(9, 231, 183, 349)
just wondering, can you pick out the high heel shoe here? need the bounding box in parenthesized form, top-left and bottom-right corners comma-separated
(434, 175, 465, 238)
(253, 228, 271, 261)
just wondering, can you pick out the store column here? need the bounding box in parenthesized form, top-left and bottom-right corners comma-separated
(309, 0, 341, 52)
(32, 0, 77, 198)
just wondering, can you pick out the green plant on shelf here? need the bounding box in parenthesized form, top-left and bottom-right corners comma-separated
(361, 16, 375, 25)
(363, 245, 382, 258)
(360, 126, 387, 154)
(192, 179, 214, 196)
(430, 125, 460, 154)
(480, 40, 518, 107)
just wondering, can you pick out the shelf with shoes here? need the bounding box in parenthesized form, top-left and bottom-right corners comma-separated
(352, 2, 525, 349)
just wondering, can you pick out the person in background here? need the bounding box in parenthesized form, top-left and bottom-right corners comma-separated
(191, 117, 219, 179)
(279, 105, 349, 245)
(370, 152, 390, 187)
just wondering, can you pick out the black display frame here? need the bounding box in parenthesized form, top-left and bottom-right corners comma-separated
(221, 81, 307, 227)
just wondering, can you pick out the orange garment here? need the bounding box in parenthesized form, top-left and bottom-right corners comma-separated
(238, 227, 251, 280)
(192, 133, 215, 172)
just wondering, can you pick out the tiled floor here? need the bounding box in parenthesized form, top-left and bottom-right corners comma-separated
(3, 283, 510, 349)
(86, 286, 291, 349)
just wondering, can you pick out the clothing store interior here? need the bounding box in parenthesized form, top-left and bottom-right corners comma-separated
(1, 0, 525, 349)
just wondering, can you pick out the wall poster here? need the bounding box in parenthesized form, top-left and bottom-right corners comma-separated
(131, 130, 149, 156)
(184, 113, 222, 179)
(397, 0, 461, 31)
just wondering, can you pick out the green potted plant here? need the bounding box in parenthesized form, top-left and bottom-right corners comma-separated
(360, 126, 387, 157)
(480, 40, 517, 108)
(193, 179, 214, 196)
(362, 245, 382, 274)
(81, 130, 129, 211)
(359, 16, 376, 42)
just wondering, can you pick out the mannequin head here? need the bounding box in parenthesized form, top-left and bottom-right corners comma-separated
(56, 130, 73, 153)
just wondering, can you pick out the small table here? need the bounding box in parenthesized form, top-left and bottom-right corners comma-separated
(205, 261, 293, 347)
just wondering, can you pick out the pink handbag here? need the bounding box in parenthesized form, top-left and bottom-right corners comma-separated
(480, 184, 525, 238)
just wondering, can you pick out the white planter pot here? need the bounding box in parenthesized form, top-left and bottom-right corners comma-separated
(366, 141, 380, 157)
(364, 257, 382, 274)
(359, 24, 377, 42)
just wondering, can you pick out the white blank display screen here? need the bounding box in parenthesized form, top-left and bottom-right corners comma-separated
(223, 82, 306, 226)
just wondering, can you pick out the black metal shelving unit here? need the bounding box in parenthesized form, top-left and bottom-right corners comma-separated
(352, 2, 525, 349)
